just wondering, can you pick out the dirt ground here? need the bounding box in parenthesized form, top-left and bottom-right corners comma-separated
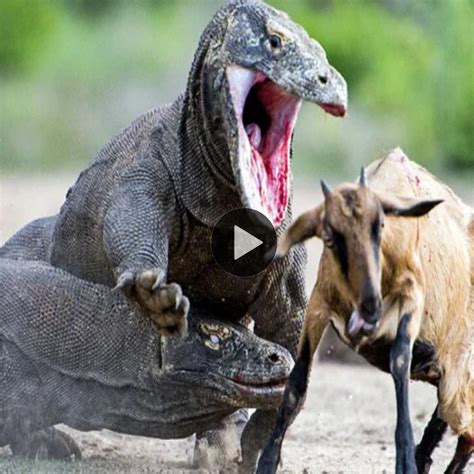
(0, 175, 472, 473)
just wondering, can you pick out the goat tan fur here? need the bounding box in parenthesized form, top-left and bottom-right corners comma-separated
(370, 149, 472, 437)
(260, 148, 473, 473)
(312, 148, 472, 433)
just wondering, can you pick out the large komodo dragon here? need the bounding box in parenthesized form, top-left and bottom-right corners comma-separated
(0, 258, 293, 461)
(0, 0, 347, 467)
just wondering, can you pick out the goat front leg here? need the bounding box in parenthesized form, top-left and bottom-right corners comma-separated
(256, 337, 313, 474)
(391, 310, 420, 474)
(415, 405, 448, 474)
(256, 303, 329, 474)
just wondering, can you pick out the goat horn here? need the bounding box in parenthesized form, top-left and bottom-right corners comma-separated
(359, 166, 366, 186)
(320, 179, 332, 198)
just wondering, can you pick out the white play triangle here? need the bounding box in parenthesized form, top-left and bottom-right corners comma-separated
(233, 225, 263, 260)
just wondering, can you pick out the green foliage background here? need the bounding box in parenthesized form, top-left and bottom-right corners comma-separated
(275, 0, 474, 172)
(0, 0, 472, 179)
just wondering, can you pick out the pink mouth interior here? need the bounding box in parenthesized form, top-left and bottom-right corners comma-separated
(228, 66, 344, 226)
(241, 76, 301, 225)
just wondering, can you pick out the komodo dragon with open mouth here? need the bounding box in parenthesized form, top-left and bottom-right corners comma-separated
(0, 0, 347, 468)
(0, 258, 293, 462)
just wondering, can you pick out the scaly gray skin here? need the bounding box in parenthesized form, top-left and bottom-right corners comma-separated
(0, 216, 55, 261)
(0, 258, 293, 461)
(0, 1, 347, 468)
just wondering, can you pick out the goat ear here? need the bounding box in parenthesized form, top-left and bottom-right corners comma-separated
(276, 204, 324, 258)
(377, 193, 443, 217)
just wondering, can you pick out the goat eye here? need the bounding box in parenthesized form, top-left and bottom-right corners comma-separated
(322, 228, 334, 248)
(210, 334, 220, 344)
(371, 218, 382, 242)
(269, 34, 282, 50)
(325, 238, 335, 249)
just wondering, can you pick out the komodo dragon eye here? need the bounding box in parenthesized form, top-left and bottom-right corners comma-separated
(205, 334, 221, 351)
(199, 323, 230, 351)
(269, 34, 282, 50)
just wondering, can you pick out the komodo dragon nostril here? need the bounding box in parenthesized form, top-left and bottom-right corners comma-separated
(268, 353, 280, 363)
(318, 74, 328, 85)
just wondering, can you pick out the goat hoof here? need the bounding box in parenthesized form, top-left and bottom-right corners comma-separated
(415, 455, 433, 474)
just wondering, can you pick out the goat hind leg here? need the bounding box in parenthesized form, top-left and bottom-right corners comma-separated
(415, 405, 448, 474)
(445, 434, 473, 474)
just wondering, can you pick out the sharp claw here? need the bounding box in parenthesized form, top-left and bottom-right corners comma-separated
(181, 295, 190, 314)
(151, 269, 166, 291)
(114, 271, 135, 291)
(179, 317, 188, 338)
(179, 296, 190, 338)
(173, 284, 183, 310)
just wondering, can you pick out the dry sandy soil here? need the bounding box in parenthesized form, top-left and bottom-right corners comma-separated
(0, 175, 472, 473)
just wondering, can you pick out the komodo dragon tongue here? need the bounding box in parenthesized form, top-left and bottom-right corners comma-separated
(180, 0, 347, 227)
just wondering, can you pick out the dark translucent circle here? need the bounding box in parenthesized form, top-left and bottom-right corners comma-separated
(211, 208, 277, 277)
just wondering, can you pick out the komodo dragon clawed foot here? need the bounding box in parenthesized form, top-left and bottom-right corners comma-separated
(115, 268, 189, 337)
(10, 427, 82, 461)
(193, 409, 249, 471)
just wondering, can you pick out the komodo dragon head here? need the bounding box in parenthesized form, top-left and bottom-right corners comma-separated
(159, 316, 294, 409)
(181, 0, 347, 226)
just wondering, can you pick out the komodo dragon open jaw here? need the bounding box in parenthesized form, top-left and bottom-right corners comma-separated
(187, 0, 347, 226)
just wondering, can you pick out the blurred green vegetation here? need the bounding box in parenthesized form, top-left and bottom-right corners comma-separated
(0, 0, 472, 179)
(274, 0, 474, 173)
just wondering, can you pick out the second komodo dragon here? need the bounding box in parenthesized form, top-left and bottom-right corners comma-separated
(0, 258, 293, 463)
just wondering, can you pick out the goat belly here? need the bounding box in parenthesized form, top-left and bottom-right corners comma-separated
(356, 339, 391, 374)
(410, 341, 441, 384)
(357, 339, 440, 385)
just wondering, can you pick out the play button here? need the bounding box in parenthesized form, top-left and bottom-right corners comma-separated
(211, 208, 277, 277)
(234, 226, 263, 260)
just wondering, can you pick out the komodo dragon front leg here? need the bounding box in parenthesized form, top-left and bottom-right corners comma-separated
(10, 428, 82, 461)
(85, 161, 190, 337)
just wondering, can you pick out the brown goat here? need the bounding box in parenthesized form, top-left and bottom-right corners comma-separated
(257, 148, 473, 474)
